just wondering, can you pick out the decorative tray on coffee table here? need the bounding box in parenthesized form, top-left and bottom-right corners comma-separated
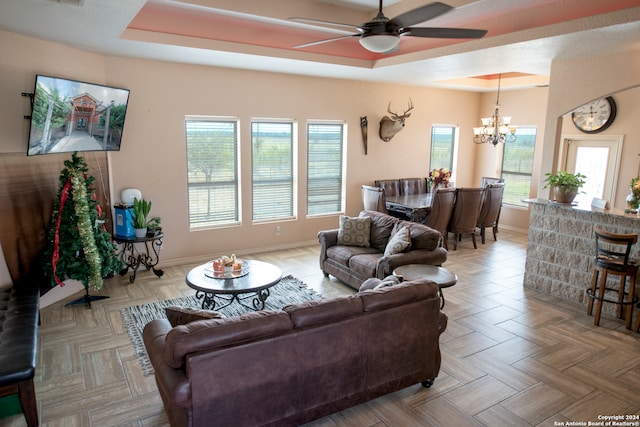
(203, 260, 249, 279)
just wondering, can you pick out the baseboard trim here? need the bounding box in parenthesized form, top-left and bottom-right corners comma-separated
(161, 240, 320, 268)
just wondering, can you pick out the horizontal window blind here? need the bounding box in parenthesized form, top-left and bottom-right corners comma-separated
(185, 119, 239, 228)
(252, 121, 294, 221)
(307, 123, 344, 215)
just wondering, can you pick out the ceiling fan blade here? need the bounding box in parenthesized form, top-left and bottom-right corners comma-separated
(403, 27, 487, 39)
(288, 17, 361, 32)
(389, 2, 453, 28)
(294, 34, 359, 49)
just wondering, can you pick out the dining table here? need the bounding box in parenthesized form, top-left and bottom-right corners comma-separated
(385, 192, 433, 223)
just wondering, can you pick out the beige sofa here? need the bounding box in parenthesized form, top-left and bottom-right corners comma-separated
(318, 210, 448, 290)
(143, 279, 447, 427)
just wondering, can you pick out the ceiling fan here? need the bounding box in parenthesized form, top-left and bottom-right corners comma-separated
(290, 1, 487, 54)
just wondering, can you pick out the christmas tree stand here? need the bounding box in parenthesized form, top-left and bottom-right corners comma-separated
(64, 288, 109, 308)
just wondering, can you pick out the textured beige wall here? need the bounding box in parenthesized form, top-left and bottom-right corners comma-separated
(1, 28, 638, 277)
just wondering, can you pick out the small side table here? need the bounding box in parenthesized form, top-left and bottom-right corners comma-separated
(114, 233, 164, 283)
(393, 264, 457, 309)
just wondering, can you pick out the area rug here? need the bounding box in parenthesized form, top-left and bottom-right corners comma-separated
(121, 274, 322, 375)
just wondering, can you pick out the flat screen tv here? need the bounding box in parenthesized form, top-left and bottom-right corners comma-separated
(27, 74, 130, 156)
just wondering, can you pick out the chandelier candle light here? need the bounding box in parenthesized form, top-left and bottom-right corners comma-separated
(473, 74, 517, 146)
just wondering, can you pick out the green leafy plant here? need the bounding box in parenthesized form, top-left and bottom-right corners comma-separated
(131, 197, 152, 229)
(543, 171, 587, 189)
(147, 216, 162, 230)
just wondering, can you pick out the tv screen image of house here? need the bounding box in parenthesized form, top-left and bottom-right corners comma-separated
(27, 75, 130, 155)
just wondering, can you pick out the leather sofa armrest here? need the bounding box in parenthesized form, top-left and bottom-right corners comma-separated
(317, 229, 339, 261)
(438, 311, 448, 335)
(375, 247, 448, 278)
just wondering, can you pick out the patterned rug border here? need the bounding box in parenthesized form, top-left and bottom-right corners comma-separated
(121, 274, 322, 376)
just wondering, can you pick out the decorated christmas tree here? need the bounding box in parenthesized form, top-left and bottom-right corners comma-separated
(44, 152, 123, 296)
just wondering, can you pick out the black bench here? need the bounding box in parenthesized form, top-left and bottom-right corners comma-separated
(0, 287, 40, 426)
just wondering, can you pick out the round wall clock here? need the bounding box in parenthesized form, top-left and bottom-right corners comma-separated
(571, 96, 617, 134)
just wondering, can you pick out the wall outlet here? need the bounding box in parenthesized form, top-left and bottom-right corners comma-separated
(275, 226, 281, 236)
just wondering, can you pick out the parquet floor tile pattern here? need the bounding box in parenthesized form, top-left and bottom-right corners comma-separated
(2, 229, 639, 426)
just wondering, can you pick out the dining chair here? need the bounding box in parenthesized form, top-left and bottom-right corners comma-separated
(423, 187, 456, 250)
(374, 179, 400, 197)
(480, 176, 504, 187)
(476, 183, 505, 244)
(399, 177, 426, 195)
(362, 185, 388, 214)
(447, 187, 485, 250)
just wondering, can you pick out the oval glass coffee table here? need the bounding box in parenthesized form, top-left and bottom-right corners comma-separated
(186, 260, 282, 311)
(392, 264, 457, 309)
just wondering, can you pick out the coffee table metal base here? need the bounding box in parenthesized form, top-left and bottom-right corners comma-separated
(195, 288, 271, 311)
(186, 260, 282, 312)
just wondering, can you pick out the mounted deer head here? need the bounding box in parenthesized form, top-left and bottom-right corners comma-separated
(379, 98, 414, 142)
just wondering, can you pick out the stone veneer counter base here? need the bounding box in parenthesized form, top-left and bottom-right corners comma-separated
(523, 199, 639, 316)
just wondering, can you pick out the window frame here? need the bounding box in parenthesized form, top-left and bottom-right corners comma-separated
(429, 124, 459, 182)
(251, 118, 297, 223)
(185, 115, 241, 230)
(499, 126, 537, 208)
(306, 120, 347, 217)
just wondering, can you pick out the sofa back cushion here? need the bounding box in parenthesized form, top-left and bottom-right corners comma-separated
(164, 311, 292, 368)
(397, 220, 442, 250)
(359, 279, 438, 312)
(284, 295, 363, 328)
(359, 210, 399, 251)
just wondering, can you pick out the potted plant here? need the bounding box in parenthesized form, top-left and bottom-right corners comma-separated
(131, 197, 153, 238)
(146, 216, 162, 237)
(543, 170, 587, 204)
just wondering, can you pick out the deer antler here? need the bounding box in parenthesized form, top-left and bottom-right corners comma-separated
(403, 98, 414, 116)
(387, 102, 398, 120)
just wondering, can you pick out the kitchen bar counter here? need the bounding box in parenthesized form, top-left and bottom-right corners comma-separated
(523, 198, 639, 313)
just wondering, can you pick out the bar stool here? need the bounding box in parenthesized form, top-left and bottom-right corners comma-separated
(586, 227, 638, 329)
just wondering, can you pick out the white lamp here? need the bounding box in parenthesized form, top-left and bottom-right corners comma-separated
(121, 188, 142, 206)
(359, 34, 400, 53)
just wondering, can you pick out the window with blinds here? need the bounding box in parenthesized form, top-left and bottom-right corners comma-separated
(307, 122, 345, 216)
(251, 121, 295, 221)
(185, 118, 239, 228)
(501, 127, 536, 207)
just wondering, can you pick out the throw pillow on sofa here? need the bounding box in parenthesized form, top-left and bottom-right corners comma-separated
(383, 225, 411, 257)
(359, 275, 401, 291)
(165, 306, 224, 327)
(337, 215, 371, 248)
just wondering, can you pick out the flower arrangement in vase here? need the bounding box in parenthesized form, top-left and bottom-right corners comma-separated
(625, 177, 640, 213)
(428, 168, 452, 189)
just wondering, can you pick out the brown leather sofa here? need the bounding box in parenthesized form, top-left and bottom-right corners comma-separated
(318, 210, 448, 290)
(143, 279, 447, 427)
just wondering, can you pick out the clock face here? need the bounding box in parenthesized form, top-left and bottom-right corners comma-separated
(571, 96, 617, 134)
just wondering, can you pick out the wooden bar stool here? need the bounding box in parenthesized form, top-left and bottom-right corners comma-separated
(586, 227, 638, 329)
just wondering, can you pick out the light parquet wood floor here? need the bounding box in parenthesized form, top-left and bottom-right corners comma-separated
(2, 229, 639, 426)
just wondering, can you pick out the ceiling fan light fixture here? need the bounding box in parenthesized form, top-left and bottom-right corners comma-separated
(358, 34, 400, 53)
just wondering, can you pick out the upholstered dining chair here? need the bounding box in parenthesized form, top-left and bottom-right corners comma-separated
(480, 176, 504, 187)
(447, 187, 485, 250)
(374, 179, 400, 197)
(362, 185, 388, 214)
(424, 187, 456, 250)
(476, 183, 505, 244)
(399, 177, 426, 195)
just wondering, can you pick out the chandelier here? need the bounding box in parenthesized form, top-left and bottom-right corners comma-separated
(473, 74, 517, 146)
